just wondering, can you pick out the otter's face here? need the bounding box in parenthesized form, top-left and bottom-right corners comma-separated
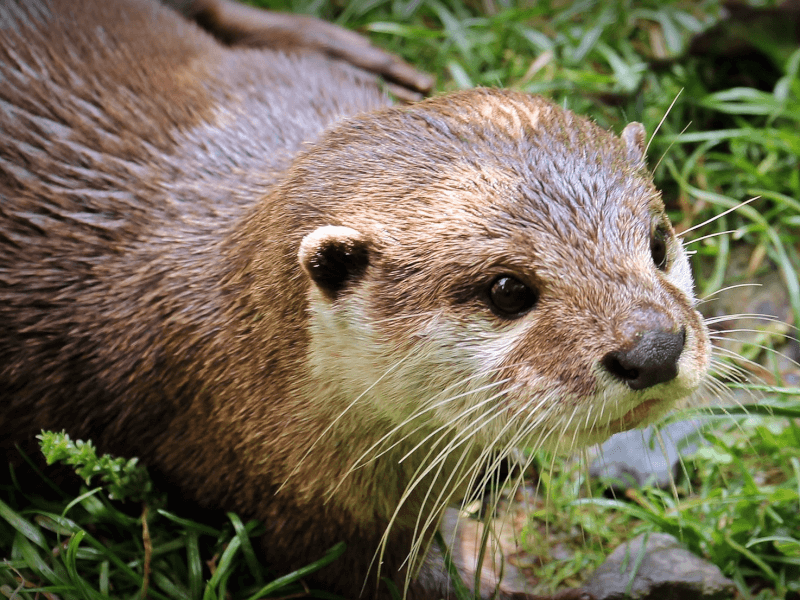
(294, 89, 710, 454)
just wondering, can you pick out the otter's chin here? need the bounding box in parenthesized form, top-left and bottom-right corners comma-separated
(604, 397, 664, 434)
(563, 398, 671, 449)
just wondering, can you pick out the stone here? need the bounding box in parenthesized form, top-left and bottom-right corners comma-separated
(583, 533, 735, 600)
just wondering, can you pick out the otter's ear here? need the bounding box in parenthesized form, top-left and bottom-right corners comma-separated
(299, 226, 371, 300)
(621, 122, 647, 169)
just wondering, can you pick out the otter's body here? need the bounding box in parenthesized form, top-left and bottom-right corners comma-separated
(0, 1, 710, 598)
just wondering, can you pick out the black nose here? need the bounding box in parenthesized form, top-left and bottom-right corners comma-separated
(602, 328, 685, 390)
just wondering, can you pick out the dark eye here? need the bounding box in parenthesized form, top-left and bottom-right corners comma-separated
(489, 276, 538, 318)
(650, 225, 668, 271)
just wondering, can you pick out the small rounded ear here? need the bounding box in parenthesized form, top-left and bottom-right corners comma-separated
(621, 122, 647, 169)
(299, 226, 371, 300)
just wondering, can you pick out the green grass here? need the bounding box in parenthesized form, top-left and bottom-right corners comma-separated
(1, 435, 348, 600)
(520, 398, 800, 597)
(3, 0, 800, 599)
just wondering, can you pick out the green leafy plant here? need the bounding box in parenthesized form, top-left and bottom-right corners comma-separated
(38, 432, 154, 503)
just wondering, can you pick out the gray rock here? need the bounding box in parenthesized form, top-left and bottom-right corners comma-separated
(589, 421, 706, 491)
(583, 533, 735, 600)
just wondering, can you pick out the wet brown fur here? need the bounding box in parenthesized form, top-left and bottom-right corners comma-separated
(0, 1, 708, 598)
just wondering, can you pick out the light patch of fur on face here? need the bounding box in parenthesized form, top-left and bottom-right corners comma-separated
(304, 284, 531, 451)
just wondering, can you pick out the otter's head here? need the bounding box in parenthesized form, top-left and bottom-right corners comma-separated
(288, 88, 709, 454)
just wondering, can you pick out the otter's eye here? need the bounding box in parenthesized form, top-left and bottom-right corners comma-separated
(489, 276, 538, 318)
(650, 225, 668, 271)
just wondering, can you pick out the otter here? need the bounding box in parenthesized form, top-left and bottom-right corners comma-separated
(0, 1, 711, 598)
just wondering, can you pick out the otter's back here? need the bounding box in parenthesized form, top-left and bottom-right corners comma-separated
(0, 0, 387, 443)
(0, 0, 388, 230)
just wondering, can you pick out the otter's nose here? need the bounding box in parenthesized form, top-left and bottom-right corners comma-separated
(602, 328, 685, 390)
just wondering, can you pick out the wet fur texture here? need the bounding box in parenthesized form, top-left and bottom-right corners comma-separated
(0, 0, 710, 598)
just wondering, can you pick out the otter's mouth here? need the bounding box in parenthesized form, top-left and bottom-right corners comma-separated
(605, 398, 662, 434)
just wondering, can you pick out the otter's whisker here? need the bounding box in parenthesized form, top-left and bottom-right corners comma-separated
(679, 195, 760, 237)
(707, 357, 759, 389)
(652, 120, 691, 174)
(710, 344, 787, 377)
(705, 313, 783, 325)
(710, 331, 800, 363)
(645, 88, 682, 157)
(652, 427, 682, 500)
(683, 229, 739, 247)
(709, 328, 789, 338)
